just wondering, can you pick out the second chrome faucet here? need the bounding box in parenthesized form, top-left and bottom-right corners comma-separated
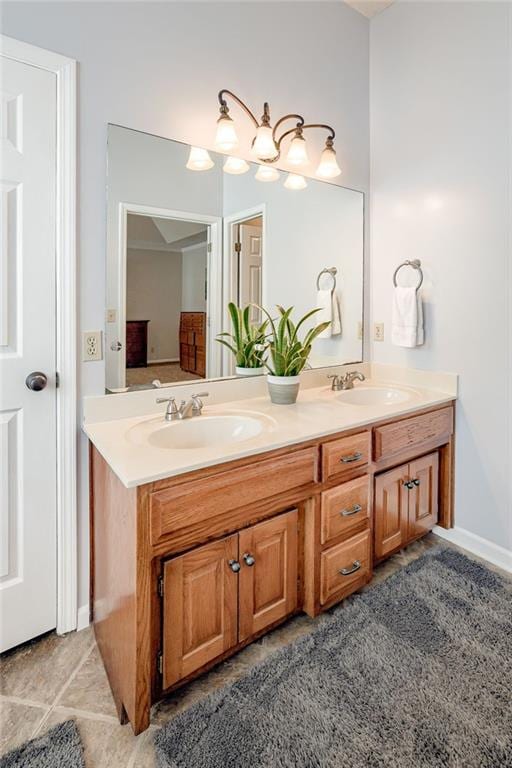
(156, 392, 210, 421)
(328, 371, 366, 391)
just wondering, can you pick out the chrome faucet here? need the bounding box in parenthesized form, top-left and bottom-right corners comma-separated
(156, 392, 209, 421)
(328, 371, 366, 391)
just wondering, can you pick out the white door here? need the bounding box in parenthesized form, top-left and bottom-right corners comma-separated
(0, 57, 57, 651)
(239, 221, 262, 323)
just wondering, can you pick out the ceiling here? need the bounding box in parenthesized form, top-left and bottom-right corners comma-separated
(343, 0, 394, 18)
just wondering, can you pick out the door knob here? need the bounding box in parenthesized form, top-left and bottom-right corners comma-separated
(110, 341, 122, 351)
(25, 372, 48, 391)
(243, 553, 256, 567)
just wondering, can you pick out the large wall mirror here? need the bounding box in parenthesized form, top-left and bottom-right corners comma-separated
(106, 124, 364, 392)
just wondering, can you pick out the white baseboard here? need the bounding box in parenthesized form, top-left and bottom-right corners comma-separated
(76, 603, 91, 631)
(433, 525, 512, 573)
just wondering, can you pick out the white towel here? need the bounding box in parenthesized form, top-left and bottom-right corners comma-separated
(392, 286, 424, 347)
(316, 290, 342, 339)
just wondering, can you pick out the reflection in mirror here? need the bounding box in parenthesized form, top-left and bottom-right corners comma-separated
(106, 124, 364, 393)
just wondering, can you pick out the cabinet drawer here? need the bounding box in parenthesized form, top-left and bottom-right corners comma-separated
(374, 406, 453, 462)
(322, 431, 370, 481)
(320, 529, 371, 606)
(320, 476, 370, 545)
(150, 447, 318, 546)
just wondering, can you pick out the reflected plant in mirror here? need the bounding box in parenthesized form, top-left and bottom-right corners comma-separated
(216, 303, 268, 377)
(259, 305, 331, 405)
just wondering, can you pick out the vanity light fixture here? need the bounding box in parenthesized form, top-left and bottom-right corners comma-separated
(214, 89, 341, 178)
(186, 146, 214, 171)
(223, 156, 250, 174)
(284, 173, 308, 191)
(255, 165, 280, 183)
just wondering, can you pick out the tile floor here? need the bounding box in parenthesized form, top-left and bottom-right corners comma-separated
(0, 534, 503, 767)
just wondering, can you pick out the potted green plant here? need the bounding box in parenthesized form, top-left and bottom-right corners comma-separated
(257, 305, 330, 404)
(216, 302, 268, 376)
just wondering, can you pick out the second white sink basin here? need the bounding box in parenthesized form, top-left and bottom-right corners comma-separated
(336, 386, 417, 406)
(127, 412, 275, 450)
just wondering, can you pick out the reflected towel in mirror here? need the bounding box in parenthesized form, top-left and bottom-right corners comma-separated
(316, 289, 342, 338)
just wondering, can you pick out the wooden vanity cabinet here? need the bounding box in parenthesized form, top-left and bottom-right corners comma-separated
(161, 510, 298, 688)
(374, 452, 439, 560)
(90, 400, 455, 735)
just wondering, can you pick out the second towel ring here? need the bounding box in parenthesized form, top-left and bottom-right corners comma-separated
(317, 267, 337, 292)
(393, 259, 423, 291)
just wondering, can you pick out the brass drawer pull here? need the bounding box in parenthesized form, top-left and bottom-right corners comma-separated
(340, 504, 362, 517)
(340, 451, 363, 464)
(339, 560, 361, 576)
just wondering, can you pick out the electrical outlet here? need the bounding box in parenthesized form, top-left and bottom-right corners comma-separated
(374, 323, 385, 342)
(357, 321, 363, 341)
(106, 309, 116, 323)
(83, 331, 103, 361)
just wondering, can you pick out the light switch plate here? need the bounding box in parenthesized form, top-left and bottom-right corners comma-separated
(106, 309, 116, 323)
(83, 331, 103, 361)
(374, 323, 385, 342)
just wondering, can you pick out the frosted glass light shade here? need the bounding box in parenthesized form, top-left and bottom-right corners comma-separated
(215, 114, 239, 152)
(223, 156, 250, 175)
(284, 173, 307, 190)
(186, 146, 214, 171)
(255, 165, 280, 182)
(252, 125, 278, 160)
(286, 135, 309, 166)
(316, 146, 341, 178)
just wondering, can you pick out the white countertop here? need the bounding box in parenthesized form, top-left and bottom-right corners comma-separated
(83, 375, 456, 488)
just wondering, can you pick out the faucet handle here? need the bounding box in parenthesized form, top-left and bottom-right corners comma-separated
(327, 374, 341, 391)
(156, 396, 175, 404)
(191, 392, 209, 413)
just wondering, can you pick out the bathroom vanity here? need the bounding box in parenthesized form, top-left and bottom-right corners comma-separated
(86, 372, 456, 734)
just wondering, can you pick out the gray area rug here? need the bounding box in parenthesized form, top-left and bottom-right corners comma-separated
(155, 547, 512, 767)
(0, 720, 84, 768)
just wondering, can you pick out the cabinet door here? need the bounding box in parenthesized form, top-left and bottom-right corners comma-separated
(374, 465, 410, 560)
(162, 535, 238, 689)
(408, 452, 439, 538)
(238, 509, 298, 642)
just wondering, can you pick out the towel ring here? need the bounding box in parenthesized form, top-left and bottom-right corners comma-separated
(393, 259, 423, 291)
(316, 267, 337, 292)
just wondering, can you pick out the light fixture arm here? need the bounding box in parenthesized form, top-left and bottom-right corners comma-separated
(218, 89, 260, 129)
(272, 114, 305, 142)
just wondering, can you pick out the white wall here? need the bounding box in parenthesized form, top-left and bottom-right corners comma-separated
(1, 1, 370, 615)
(370, 2, 511, 552)
(126, 249, 182, 361)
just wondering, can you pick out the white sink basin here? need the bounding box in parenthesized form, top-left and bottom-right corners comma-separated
(336, 386, 417, 406)
(127, 412, 275, 450)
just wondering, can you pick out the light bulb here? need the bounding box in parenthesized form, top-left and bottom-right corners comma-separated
(286, 134, 309, 166)
(316, 145, 341, 179)
(284, 173, 307, 191)
(186, 146, 214, 171)
(255, 165, 280, 183)
(252, 125, 278, 160)
(215, 114, 239, 152)
(223, 156, 250, 175)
